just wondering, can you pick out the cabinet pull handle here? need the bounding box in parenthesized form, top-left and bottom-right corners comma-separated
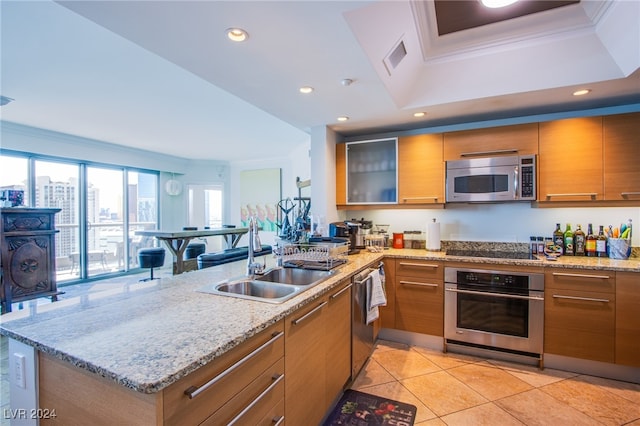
(447, 288, 544, 301)
(330, 283, 352, 299)
(399, 262, 439, 269)
(401, 196, 439, 202)
(273, 415, 285, 426)
(292, 301, 328, 325)
(545, 193, 597, 199)
(184, 331, 284, 399)
(460, 149, 519, 157)
(621, 192, 640, 196)
(552, 294, 610, 303)
(400, 280, 438, 288)
(228, 373, 285, 426)
(552, 272, 610, 280)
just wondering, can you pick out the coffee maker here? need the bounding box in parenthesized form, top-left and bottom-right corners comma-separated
(329, 221, 360, 254)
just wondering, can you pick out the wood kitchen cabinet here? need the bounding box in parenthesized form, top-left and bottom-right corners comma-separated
(285, 297, 327, 425)
(603, 112, 640, 202)
(538, 116, 604, 202)
(285, 278, 353, 426)
(38, 320, 285, 425)
(397, 133, 444, 205)
(615, 271, 640, 367)
(336, 143, 347, 205)
(325, 279, 353, 406)
(395, 260, 444, 336)
(443, 122, 538, 160)
(1, 208, 62, 313)
(544, 268, 615, 363)
(379, 259, 396, 329)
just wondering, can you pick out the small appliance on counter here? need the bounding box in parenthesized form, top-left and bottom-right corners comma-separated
(329, 221, 360, 254)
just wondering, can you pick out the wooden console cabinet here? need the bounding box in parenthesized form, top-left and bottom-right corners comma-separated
(1, 208, 61, 313)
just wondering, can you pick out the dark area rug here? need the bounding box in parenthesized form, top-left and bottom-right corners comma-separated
(323, 389, 417, 426)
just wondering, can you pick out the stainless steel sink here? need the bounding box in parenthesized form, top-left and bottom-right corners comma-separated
(199, 279, 302, 304)
(255, 267, 334, 286)
(197, 267, 335, 303)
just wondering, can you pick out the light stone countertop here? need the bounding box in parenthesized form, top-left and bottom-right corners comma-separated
(1, 248, 637, 395)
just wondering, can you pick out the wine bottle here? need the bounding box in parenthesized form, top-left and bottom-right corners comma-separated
(596, 225, 607, 257)
(553, 223, 564, 255)
(574, 224, 585, 256)
(564, 223, 574, 256)
(585, 223, 596, 257)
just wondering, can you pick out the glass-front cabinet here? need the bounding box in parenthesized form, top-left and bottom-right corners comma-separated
(346, 138, 397, 204)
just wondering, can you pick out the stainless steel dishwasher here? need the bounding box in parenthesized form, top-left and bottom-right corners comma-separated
(351, 263, 384, 378)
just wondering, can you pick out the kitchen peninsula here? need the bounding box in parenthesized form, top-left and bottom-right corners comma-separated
(1, 249, 638, 425)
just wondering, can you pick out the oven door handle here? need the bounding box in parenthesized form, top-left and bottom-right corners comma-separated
(445, 287, 544, 301)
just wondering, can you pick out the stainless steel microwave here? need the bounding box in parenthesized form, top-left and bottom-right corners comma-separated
(446, 155, 536, 202)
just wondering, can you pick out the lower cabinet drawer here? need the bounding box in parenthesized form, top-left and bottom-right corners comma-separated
(395, 260, 443, 280)
(544, 289, 615, 363)
(163, 320, 285, 425)
(395, 277, 443, 336)
(200, 358, 285, 426)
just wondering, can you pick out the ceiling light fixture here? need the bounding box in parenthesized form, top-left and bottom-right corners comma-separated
(337, 116, 349, 122)
(299, 86, 314, 94)
(573, 89, 592, 96)
(226, 28, 249, 42)
(480, 0, 519, 8)
(413, 112, 426, 118)
(341, 79, 354, 86)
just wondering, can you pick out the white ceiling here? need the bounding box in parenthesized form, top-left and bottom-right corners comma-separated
(1, 0, 639, 162)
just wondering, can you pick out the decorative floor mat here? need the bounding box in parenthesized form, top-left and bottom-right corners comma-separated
(323, 389, 417, 425)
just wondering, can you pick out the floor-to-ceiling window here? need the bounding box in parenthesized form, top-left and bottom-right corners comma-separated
(0, 150, 159, 284)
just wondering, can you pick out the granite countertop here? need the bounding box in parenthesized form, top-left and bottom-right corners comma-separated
(1, 247, 637, 396)
(0, 251, 383, 394)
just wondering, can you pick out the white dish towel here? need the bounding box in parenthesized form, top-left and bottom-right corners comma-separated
(366, 268, 387, 324)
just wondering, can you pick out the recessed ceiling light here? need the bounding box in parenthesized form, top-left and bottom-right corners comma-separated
(480, 0, 518, 8)
(337, 116, 349, 122)
(573, 89, 592, 96)
(226, 28, 248, 42)
(299, 86, 314, 94)
(413, 112, 426, 118)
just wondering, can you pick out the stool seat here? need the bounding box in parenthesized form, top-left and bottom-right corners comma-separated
(138, 248, 165, 280)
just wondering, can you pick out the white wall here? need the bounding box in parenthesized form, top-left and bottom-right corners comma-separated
(228, 137, 312, 248)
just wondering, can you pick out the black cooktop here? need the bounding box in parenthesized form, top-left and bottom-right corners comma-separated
(445, 250, 537, 260)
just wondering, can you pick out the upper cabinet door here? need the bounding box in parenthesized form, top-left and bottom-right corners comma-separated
(443, 123, 538, 161)
(539, 116, 603, 202)
(345, 138, 398, 205)
(603, 112, 640, 202)
(398, 134, 444, 205)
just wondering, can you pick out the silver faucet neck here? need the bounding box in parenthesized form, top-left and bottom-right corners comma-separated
(247, 217, 264, 276)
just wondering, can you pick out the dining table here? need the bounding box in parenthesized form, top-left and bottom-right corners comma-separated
(135, 227, 249, 274)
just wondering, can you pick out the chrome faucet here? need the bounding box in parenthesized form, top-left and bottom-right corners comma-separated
(247, 216, 265, 276)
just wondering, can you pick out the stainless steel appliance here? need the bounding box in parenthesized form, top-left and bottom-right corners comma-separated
(444, 266, 544, 366)
(329, 221, 361, 254)
(351, 264, 382, 378)
(446, 155, 536, 202)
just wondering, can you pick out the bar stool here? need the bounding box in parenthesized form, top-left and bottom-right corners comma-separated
(138, 247, 165, 281)
(184, 242, 206, 260)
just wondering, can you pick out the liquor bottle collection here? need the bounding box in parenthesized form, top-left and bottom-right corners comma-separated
(530, 219, 632, 258)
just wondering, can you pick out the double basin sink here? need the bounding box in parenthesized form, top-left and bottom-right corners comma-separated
(198, 267, 335, 303)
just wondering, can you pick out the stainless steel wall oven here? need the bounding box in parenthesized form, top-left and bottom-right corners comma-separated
(444, 266, 544, 366)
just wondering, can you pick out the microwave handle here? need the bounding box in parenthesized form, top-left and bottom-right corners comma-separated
(513, 166, 519, 199)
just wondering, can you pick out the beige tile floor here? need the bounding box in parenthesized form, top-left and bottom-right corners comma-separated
(351, 340, 640, 425)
